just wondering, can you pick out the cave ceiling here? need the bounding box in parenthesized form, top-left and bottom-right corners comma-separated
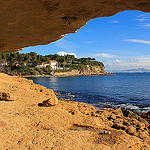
(0, 0, 150, 53)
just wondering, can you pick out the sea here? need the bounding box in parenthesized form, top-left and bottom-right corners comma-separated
(27, 73, 150, 113)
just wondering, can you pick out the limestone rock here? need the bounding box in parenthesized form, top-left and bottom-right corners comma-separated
(42, 97, 58, 106)
(1, 0, 150, 52)
(0, 92, 12, 101)
(0, 121, 7, 127)
(0, 73, 150, 149)
(54, 66, 110, 77)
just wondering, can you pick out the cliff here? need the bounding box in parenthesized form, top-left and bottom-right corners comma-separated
(54, 65, 112, 77)
(0, 73, 149, 149)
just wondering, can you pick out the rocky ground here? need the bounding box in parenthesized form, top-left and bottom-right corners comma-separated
(0, 73, 150, 150)
(1, 0, 150, 52)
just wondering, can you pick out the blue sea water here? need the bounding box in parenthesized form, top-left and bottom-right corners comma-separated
(27, 73, 150, 113)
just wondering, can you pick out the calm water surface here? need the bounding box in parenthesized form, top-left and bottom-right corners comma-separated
(27, 73, 150, 113)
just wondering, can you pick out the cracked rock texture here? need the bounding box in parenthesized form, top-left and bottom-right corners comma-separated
(1, 0, 150, 52)
(0, 73, 150, 149)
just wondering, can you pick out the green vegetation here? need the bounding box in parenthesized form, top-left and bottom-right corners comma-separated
(0, 52, 104, 76)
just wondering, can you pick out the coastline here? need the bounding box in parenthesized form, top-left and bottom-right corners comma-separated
(0, 73, 150, 149)
(22, 74, 53, 78)
(22, 71, 113, 78)
(54, 72, 113, 77)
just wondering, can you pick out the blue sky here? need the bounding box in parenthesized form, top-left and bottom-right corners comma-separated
(21, 10, 150, 72)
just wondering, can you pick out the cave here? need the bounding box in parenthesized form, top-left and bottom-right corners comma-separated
(1, 1, 150, 149)
(1, 0, 150, 52)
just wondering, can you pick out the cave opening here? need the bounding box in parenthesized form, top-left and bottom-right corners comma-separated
(21, 10, 150, 73)
(1, 2, 150, 149)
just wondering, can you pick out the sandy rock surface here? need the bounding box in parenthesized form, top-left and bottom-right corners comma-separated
(0, 73, 150, 150)
(54, 66, 111, 77)
(1, 0, 150, 52)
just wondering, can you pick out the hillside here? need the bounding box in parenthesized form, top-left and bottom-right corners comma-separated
(0, 52, 107, 76)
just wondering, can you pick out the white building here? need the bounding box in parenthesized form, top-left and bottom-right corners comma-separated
(49, 60, 58, 70)
(37, 60, 58, 70)
(37, 62, 49, 68)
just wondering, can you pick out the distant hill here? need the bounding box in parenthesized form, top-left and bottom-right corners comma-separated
(118, 68, 150, 73)
(0, 52, 105, 76)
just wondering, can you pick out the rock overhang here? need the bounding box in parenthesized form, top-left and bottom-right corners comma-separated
(0, 0, 150, 53)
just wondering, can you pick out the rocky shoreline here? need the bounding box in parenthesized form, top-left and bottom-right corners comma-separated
(21, 69, 113, 78)
(21, 65, 113, 78)
(22, 74, 53, 78)
(54, 71, 113, 77)
(0, 73, 149, 149)
(54, 66, 113, 77)
(21, 72, 113, 78)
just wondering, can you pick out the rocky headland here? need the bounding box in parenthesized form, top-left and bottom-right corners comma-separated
(54, 66, 112, 77)
(19, 65, 112, 77)
(0, 73, 150, 150)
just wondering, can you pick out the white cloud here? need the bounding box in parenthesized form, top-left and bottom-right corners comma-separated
(95, 53, 117, 58)
(135, 13, 150, 28)
(134, 18, 147, 22)
(137, 14, 147, 18)
(107, 59, 121, 66)
(133, 55, 150, 60)
(105, 55, 150, 72)
(84, 41, 97, 44)
(144, 23, 150, 27)
(109, 20, 119, 23)
(115, 59, 121, 63)
(137, 23, 150, 28)
(124, 39, 150, 45)
(55, 39, 78, 52)
(136, 14, 150, 20)
(57, 51, 77, 58)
